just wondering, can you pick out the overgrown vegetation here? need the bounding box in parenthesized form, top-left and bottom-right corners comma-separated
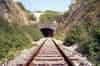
(0, 17, 43, 63)
(64, 0, 100, 65)
(39, 10, 61, 22)
(22, 25, 43, 41)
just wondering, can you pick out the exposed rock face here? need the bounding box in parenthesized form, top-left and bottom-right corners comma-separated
(0, 0, 29, 25)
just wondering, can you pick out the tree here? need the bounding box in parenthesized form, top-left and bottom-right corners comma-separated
(27, 13, 36, 21)
(39, 10, 60, 22)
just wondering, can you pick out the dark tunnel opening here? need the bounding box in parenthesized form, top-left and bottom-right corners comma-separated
(40, 28, 54, 37)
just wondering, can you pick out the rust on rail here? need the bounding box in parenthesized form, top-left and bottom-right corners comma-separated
(23, 39, 75, 66)
(23, 39, 47, 66)
(52, 40, 75, 66)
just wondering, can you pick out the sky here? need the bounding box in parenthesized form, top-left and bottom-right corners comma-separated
(17, 0, 72, 12)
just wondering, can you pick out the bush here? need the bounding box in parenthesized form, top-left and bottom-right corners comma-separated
(0, 17, 43, 63)
(64, 22, 100, 66)
(64, 0, 100, 65)
(64, 23, 89, 46)
(22, 25, 43, 41)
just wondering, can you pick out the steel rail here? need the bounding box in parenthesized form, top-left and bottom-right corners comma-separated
(23, 39, 47, 66)
(23, 39, 75, 66)
(52, 40, 75, 66)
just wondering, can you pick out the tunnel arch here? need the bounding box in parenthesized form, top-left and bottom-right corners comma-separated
(40, 28, 54, 37)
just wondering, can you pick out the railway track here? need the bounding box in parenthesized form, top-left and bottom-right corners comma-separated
(23, 38, 74, 66)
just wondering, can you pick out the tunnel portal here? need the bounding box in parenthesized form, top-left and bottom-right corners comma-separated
(39, 23, 57, 37)
(40, 28, 54, 37)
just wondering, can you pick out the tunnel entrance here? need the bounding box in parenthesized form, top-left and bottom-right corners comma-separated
(40, 28, 54, 37)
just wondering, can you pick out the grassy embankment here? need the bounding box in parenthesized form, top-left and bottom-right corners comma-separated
(0, 17, 43, 63)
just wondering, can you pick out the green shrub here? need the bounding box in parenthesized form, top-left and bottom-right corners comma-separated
(64, 21, 100, 65)
(0, 17, 43, 63)
(0, 18, 33, 63)
(22, 25, 43, 41)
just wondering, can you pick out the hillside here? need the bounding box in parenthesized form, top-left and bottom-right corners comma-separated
(63, 0, 100, 65)
(0, 0, 99, 65)
(0, 0, 43, 63)
(0, 0, 29, 25)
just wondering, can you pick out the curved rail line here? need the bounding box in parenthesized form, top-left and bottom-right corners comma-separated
(23, 39, 74, 66)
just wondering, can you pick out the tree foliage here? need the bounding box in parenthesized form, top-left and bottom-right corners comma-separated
(39, 10, 60, 22)
(27, 13, 36, 21)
